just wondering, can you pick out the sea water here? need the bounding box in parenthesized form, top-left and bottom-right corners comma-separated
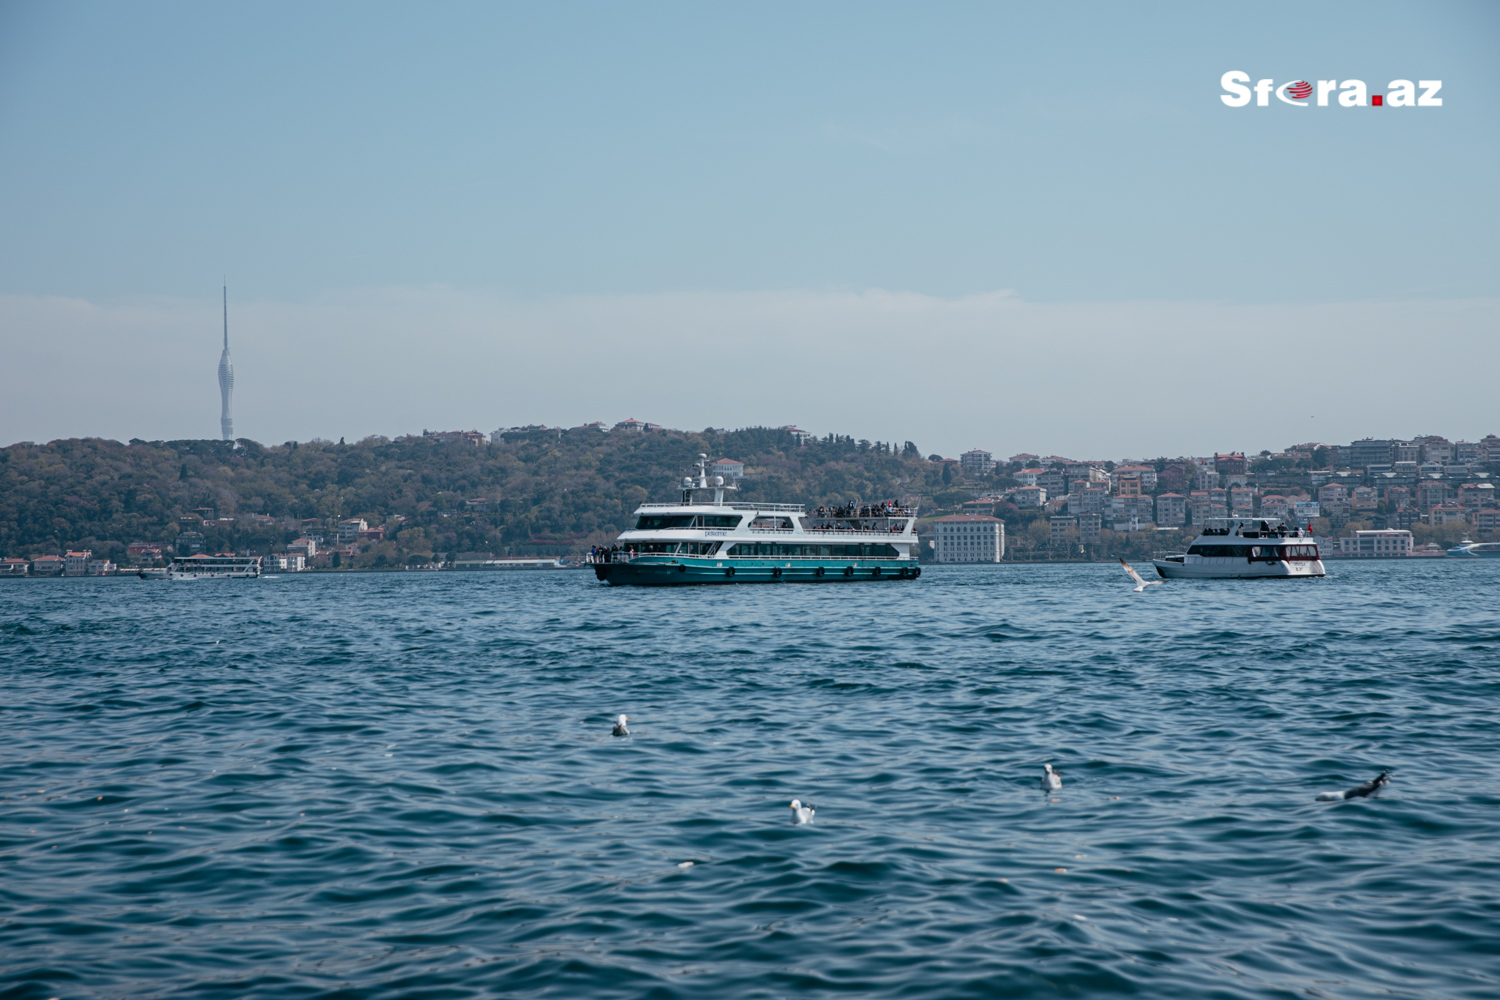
(2, 562, 1497, 999)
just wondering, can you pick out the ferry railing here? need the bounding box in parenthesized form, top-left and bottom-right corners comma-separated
(636, 501, 806, 513)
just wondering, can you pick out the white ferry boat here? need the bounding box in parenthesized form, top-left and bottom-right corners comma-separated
(1447, 539, 1500, 558)
(1153, 516, 1324, 580)
(167, 554, 262, 580)
(592, 456, 922, 585)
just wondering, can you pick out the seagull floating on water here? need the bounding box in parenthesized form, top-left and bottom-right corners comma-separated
(611, 714, 629, 737)
(1041, 764, 1062, 791)
(1316, 769, 1390, 801)
(790, 799, 815, 824)
(1119, 559, 1163, 593)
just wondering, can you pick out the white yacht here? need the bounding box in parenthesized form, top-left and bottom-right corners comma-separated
(1154, 516, 1324, 580)
(592, 456, 922, 585)
(166, 554, 262, 580)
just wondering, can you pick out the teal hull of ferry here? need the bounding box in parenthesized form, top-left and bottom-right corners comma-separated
(593, 557, 921, 585)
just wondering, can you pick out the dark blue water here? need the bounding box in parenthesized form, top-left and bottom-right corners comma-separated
(3, 562, 1498, 999)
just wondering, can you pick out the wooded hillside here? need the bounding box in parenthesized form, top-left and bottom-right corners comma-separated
(0, 428, 952, 565)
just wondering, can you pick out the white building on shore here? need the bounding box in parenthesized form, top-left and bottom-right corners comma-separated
(933, 515, 1005, 563)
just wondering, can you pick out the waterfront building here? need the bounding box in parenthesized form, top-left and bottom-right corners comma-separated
(933, 515, 1005, 563)
(64, 550, 92, 577)
(1154, 492, 1186, 527)
(0, 558, 29, 576)
(1049, 515, 1077, 545)
(960, 450, 994, 476)
(31, 555, 64, 576)
(1338, 529, 1414, 557)
(266, 553, 308, 572)
(87, 559, 116, 576)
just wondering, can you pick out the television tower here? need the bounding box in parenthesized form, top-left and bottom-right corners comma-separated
(218, 283, 235, 441)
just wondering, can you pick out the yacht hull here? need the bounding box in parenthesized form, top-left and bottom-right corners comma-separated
(594, 557, 920, 585)
(1153, 559, 1325, 580)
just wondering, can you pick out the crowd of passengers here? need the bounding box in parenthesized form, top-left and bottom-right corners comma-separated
(1200, 521, 1308, 538)
(814, 500, 909, 519)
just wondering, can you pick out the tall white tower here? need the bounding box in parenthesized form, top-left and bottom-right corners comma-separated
(218, 284, 235, 441)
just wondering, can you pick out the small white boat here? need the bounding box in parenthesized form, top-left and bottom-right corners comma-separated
(1154, 516, 1324, 580)
(167, 554, 262, 580)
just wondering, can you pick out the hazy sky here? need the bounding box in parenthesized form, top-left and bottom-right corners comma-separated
(1, 2, 1496, 457)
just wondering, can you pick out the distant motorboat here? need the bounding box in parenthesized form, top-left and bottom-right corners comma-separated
(137, 567, 169, 580)
(1446, 540, 1500, 558)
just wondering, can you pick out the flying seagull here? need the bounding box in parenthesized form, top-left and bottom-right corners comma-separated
(612, 714, 629, 737)
(1119, 558, 1163, 593)
(790, 799, 815, 824)
(1316, 769, 1390, 802)
(1041, 764, 1062, 791)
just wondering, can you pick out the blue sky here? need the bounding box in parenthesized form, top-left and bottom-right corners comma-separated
(1, 2, 1497, 454)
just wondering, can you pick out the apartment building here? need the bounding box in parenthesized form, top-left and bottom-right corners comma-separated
(960, 450, 995, 476)
(1154, 493, 1186, 527)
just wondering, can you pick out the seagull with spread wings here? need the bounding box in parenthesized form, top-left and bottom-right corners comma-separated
(1119, 558, 1163, 593)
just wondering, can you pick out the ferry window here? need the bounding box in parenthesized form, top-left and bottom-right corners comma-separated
(636, 515, 695, 530)
(699, 515, 741, 528)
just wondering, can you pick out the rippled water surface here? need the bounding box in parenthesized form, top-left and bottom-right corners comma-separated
(3, 562, 1499, 999)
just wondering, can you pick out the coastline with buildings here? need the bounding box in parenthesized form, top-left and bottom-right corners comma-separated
(1, 427, 1495, 576)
